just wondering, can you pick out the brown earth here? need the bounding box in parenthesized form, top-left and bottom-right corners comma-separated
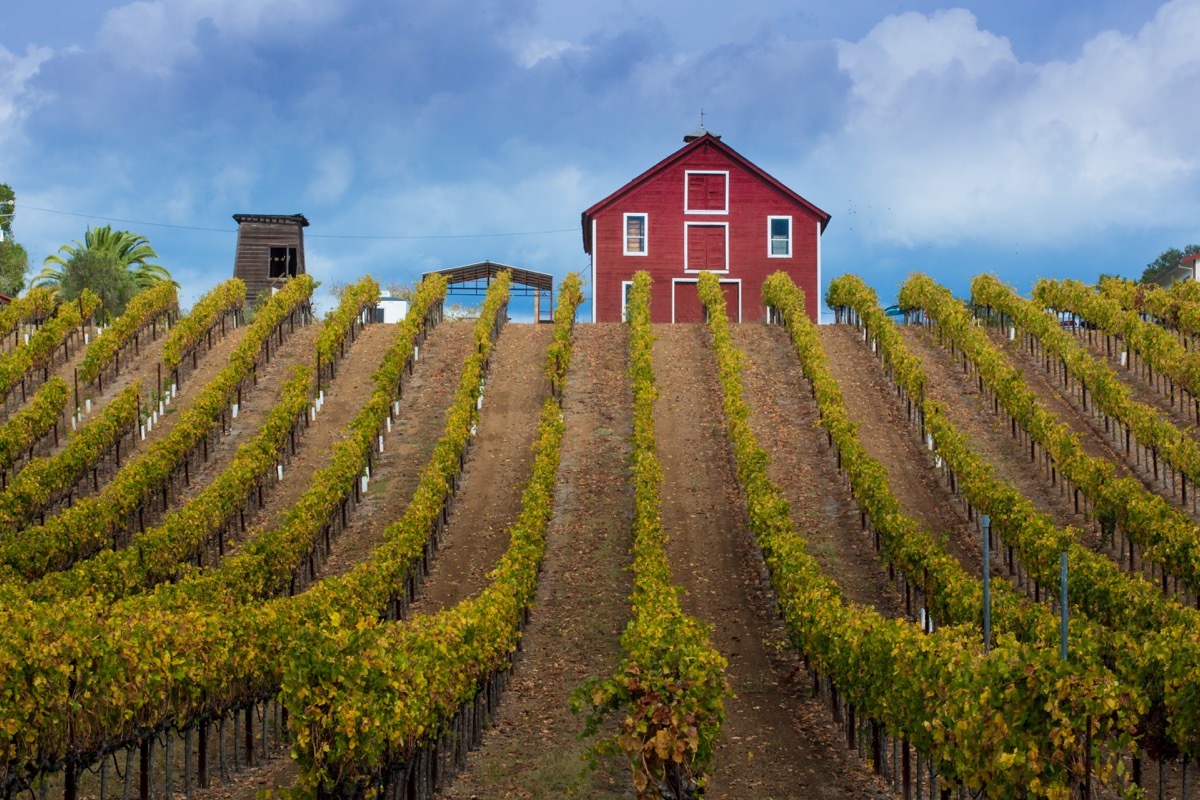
(442, 323, 634, 799)
(816, 325, 985, 574)
(1084, 330, 1200, 432)
(186, 321, 477, 800)
(989, 330, 1132, 476)
(734, 323, 908, 609)
(1007, 327, 1200, 503)
(897, 324, 1102, 547)
(651, 324, 893, 800)
(316, 321, 476, 581)
(171, 321, 320, 510)
(407, 324, 552, 614)
(224, 322, 397, 557)
(137, 322, 253, 448)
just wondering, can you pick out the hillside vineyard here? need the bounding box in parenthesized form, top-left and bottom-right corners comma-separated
(9, 271, 1200, 799)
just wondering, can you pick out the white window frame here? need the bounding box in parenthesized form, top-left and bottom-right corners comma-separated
(683, 221, 730, 274)
(590, 219, 598, 323)
(684, 170, 729, 215)
(671, 277, 742, 323)
(620, 280, 634, 322)
(768, 215, 792, 258)
(623, 212, 649, 256)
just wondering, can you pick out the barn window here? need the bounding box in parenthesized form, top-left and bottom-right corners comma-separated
(269, 246, 298, 278)
(624, 213, 648, 255)
(685, 223, 728, 271)
(685, 171, 728, 213)
(768, 216, 792, 257)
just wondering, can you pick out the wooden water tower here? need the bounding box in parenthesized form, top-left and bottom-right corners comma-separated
(232, 213, 309, 303)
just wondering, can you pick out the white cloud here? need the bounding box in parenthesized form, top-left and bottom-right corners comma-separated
(98, 0, 346, 75)
(305, 149, 354, 205)
(516, 38, 579, 68)
(818, 1, 1200, 245)
(210, 161, 260, 207)
(0, 44, 53, 145)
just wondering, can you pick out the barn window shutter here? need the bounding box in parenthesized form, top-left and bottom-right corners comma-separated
(706, 226, 726, 269)
(705, 174, 725, 210)
(687, 225, 727, 271)
(686, 172, 727, 212)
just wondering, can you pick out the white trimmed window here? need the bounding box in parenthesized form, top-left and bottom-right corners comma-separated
(621, 280, 634, 321)
(768, 216, 792, 258)
(624, 213, 648, 256)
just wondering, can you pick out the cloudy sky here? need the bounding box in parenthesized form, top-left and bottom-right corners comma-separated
(2, 0, 1198, 317)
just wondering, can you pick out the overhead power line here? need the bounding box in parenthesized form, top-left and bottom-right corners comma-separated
(19, 204, 576, 240)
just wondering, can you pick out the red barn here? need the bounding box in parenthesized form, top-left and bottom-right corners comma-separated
(582, 130, 830, 323)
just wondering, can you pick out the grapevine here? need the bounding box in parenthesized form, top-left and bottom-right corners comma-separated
(162, 278, 245, 373)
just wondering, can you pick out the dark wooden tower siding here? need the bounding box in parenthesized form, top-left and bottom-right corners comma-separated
(232, 214, 309, 303)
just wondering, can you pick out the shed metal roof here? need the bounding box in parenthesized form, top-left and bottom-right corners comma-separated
(423, 261, 552, 297)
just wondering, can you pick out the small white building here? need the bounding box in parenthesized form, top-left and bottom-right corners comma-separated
(375, 292, 409, 323)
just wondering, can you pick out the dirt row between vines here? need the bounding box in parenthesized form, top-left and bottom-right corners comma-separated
(195, 319, 482, 800)
(222, 321, 399, 560)
(895, 325, 1106, 549)
(443, 323, 633, 799)
(815, 325, 985, 576)
(1076, 327, 1200, 436)
(1008, 326, 1200, 517)
(646, 324, 894, 799)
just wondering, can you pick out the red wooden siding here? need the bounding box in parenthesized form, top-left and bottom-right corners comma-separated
(583, 134, 829, 324)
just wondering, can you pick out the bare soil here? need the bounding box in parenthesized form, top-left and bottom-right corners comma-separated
(897, 325, 1102, 546)
(172, 322, 320, 510)
(407, 324, 552, 614)
(816, 325, 984, 575)
(736, 324, 907, 609)
(317, 322, 476, 581)
(139, 323, 252, 448)
(442, 323, 634, 799)
(989, 330, 1132, 476)
(651, 324, 893, 800)
(189, 322, 478, 800)
(225, 322, 397, 558)
(1078, 328, 1200, 434)
(998, 327, 1200, 508)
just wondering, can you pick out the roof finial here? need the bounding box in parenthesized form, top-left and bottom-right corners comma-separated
(683, 112, 717, 143)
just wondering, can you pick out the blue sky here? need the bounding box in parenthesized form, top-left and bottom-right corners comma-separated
(2, 0, 1197, 318)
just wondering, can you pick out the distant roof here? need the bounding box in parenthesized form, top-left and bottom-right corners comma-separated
(1183, 252, 1200, 266)
(232, 213, 310, 227)
(0, 293, 11, 306)
(580, 132, 831, 253)
(423, 260, 553, 297)
(1150, 264, 1194, 287)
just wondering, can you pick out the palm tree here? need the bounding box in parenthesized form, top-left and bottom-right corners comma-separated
(33, 226, 177, 316)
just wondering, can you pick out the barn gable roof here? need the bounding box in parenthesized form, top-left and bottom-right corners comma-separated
(580, 132, 831, 253)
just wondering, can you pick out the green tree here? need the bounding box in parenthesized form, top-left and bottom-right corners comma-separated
(58, 249, 135, 316)
(1140, 244, 1200, 283)
(0, 184, 28, 297)
(33, 225, 177, 316)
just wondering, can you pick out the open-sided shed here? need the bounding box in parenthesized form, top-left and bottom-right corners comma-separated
(423, 261, 554, 322)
